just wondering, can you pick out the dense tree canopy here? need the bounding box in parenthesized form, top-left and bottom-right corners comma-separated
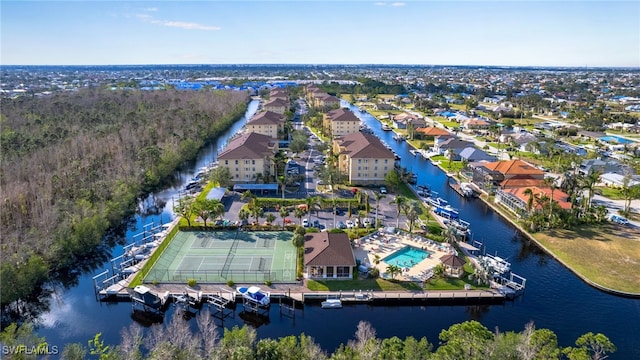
(0, 88, 249, 307)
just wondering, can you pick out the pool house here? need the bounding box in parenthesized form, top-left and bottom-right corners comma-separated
(304, 232, 356, 280)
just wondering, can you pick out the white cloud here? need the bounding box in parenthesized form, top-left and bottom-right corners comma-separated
(136, 14, 221, 31)
(374, 2, 405, 7)
(391, 2, 405, 6)
(151, 20, 221, 31)
(374, 2, 387, 6)
(143, 7, 158, 12)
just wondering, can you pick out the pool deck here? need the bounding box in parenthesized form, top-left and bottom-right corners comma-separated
(353, 230, 456, 282)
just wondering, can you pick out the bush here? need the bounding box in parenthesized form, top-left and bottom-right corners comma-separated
(226, 280, 234, 287)
(264, 280, 272, 286)
(187, 278, 197, 287)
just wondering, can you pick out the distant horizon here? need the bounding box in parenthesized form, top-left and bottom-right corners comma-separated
(2, 1, 638, 67)
(3, 63, 638, 70)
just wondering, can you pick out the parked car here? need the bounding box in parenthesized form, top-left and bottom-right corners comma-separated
(338, 221, 346, 229)
(379, 186, 388, 194)
(609, 214, 630, 225)
(345, 220, 354, 229)
(313, 219, 320, 228)
(302, 218, 310, 227)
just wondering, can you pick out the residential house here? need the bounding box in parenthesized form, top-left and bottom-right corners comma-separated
(323, 108, 361, 137)
(218, 132, 278, 184)
(263, 98, 289, 114)
(459, 147, 497, 162)
(496, 186, 572, 217)
(333, 132, 395, 185)
(432, 137, 475, 160)
(269, 89, 289, 102)
(578, 159, 635, 176)
(462, 118, 491, 131)
(471, 159, 546, 191)
(304, 232, 356, 280)
(392, 113, 426, 129)
(246, 111, 285, 139)
(600, 173, 640, 187)
(415, 126, 452, 139)
(374, 103, 395, 111)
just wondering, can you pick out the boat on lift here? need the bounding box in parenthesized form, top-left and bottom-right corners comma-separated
(237, 286, 270, 307)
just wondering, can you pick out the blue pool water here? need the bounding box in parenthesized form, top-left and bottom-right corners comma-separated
(383, 246, 431, 268)
(600, 135, 633, 144)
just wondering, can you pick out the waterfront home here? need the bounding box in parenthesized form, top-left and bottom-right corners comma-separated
(263, 98, 289, 114)
(315, 93, 341, 109)
(392, 113, 426, 129)
(470, 159, 545, 191)
(459, 147, 497, 162)
(333, 132, 395, 185)
(600, 173, 640, 188)
(432, 138, 475, 159)
(495, 186, 572, 217)
(246, 111, 285, 139)
(304, 232, 356, 280)
(323, 108, 361, 137)
(218, 132, 278, 184)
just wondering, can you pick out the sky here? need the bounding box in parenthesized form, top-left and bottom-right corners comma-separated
(1, 1, 639, 67)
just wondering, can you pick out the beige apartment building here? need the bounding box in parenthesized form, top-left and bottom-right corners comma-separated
(263, 98, 289, 114)
(333, 132, 395, 185)
(218, 132, 278, 183)
(246, 111, 285, 139)
(323, 108, 361, 137)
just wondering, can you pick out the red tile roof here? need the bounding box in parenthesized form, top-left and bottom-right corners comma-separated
(484, 160, 545, 176)
(416, 127, 452, 136)
(504, 186, 572, 210)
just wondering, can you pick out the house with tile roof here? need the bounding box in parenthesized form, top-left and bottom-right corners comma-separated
(217, 132, 278, 184)
(432, 138, 475, 160)
(495, 186, 572, 217)
(263, 98, 289, 114)
(415, 126, 452, 139)
(246, 111, 285, 139)
(333, 132, 395, 185)
(470, 159, 545, 191)
(323, 108, 361, 137)
(304, 232, 356, 280)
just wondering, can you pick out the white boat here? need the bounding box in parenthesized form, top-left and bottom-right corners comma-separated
(129, 285, 170, 311)
(237, 286, 270, 307)
(321, 298, 342, 309)
(481, 254, 511, 275)
(460, 183, 476, 197)
(382, 124, 392, 131)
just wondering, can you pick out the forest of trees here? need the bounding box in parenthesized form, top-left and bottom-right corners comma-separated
(0, 89, 249, 308)
(0, 318, 615, 360)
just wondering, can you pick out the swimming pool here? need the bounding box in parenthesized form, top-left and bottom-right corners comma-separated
(383, 246, 431, 268)
(600, 135, 633, 144)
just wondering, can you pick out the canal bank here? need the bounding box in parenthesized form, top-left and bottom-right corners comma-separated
(374, 103, 640, 298)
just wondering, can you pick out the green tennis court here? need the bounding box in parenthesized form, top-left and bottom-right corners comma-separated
(143, 230, 297, 284)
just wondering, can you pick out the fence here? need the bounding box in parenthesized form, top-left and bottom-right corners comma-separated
(143, 268, 296, 284)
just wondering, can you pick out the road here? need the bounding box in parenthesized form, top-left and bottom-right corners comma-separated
(592, 194, 640, 228)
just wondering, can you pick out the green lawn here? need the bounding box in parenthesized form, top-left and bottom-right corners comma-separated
(534, 224, 640, 294)
(596, 186, 625, 200)
(430, 156, 465, 173)
(307, 278, 421, 291)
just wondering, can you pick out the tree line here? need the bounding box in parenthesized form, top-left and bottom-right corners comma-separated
(0, 317, 616, 360)
(0, 88, 249, 309)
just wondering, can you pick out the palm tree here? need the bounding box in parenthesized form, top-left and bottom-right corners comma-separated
(294, 206, 307, 225)
(543, 177, 557, 227)
(238, 208, 250, 227)
(386, 264, 402, 280)
(251, 206, 264, 226)
(580, 171, 601, 212)
(373, 192, 387, 227)
(391, 196, 407, 228)
(403, 200, 423, 233)
(265, 213, 276, 226)
(523, 188, 535, 216)
(279, 207, 290, 229)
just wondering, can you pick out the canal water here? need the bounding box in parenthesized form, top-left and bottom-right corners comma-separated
(34, 99, 639, 358)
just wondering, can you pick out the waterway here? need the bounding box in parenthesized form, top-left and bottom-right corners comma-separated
(33, 99, 639, 358)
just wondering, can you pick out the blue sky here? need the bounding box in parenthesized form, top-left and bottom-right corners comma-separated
(1, 1, 638, 67)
